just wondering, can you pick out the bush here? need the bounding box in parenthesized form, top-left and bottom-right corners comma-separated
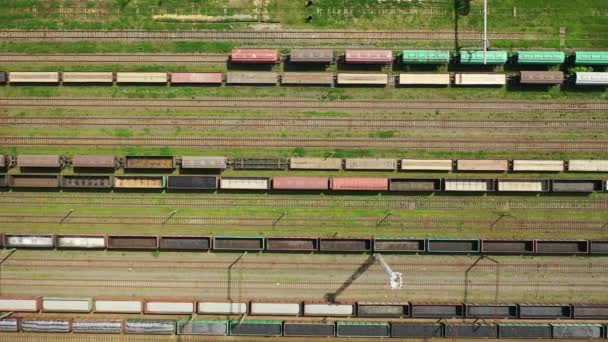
(455, 0, 471, 16)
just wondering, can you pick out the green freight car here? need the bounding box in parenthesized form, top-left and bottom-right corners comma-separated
(517, 51, 565, 65)
(459, 50, 508, 65)
(575, 51, 608, 65)
(402, 50, 450, 64)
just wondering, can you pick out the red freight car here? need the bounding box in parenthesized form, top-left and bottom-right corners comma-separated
(170, 72, 223, 84)
(272, 176, 329, 190)
(330, 177, 389, 191)
(344, 50, 393, 64)
(231, 49, 279, 63)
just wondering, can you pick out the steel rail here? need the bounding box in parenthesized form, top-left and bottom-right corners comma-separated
(0, 53, 228, 64)
(3, 115, 607, 131)
(1, 193, 606, 210)
(1, 214, 606, 232)
(2, 97, 607, 113)
(0, 29, 545, 42)
(2, 136, 606, 151)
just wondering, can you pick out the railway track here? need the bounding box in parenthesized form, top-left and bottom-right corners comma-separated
(4, 115, 608, 131)
(1, 193, 607, 211)
(0, 29, 544, 42)
(2, 97, 607, 113)
(0, 53, 228, 64)
(5, 258, 606, 273)
(1, 214, 606, 232)
(2, 136, 606, 151)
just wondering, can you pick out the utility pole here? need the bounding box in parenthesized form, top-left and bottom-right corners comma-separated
(483, 0, 488, 64)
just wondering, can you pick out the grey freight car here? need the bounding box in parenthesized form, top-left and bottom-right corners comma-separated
(125, 319, 175, 335)
(282, 72, 334, 85)
(289, 49, 334, 63)
(290, 157, 342, 170)
(115, 72, 167, 83)
(124, 156, 175, 169)
(61, 175, 113, 188)
(21, 319, 71, 333)
(575, 72, 608, 86)
(337, 73, 388, 85)
(17, 154, 63, 168)
(72, 155, 117, 168)
(226, 72, 278, 85)
(344, 158, 397, 170)
(9, 174, 60, 188)
(62, 72, 114, 84)
(520, 71, 564, 84)
(72, 320, 122, 334)
(457, 159, 508, 172)
(181, 156, 226, 169)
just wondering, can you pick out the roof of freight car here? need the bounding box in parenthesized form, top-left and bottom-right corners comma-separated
(575, 51, 608, 65)
(230, 49, 279, 62)
(289, 49, 334, 63)
(517, 51, 565, 64)
(344, 49, 393, 63)
(459, 50, 508, 64)
(401, 50, 450, 64)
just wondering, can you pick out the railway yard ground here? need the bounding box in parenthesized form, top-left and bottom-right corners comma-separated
(1, 0, 608, 341)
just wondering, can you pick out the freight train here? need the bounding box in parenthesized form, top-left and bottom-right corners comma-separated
(2, 174, 607, 193)
(1, 316, 607, 338)
(5, 154, 608, 172)
(2, 234, 606, 255)
(1, 70, 606, 87)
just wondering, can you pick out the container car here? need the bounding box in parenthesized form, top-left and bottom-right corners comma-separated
(250, 302, 301, 316)
(575, 72, 608, 86)
(336, 322, 389, 337)
(106, 235, 158, 250)
(42, 297, 92, 313)
(281, 72, 334, 85)
(398, 73, 451, 86)
(289, 157, 342, 170)
(62, 72, 113, 84)
(402, 50, 450, 64)
(177, 320, 229, 335)
(411, 302, 464, 318)
(337, 73, 388, 85)
(226, 72, 278, 85)
(159, 236, 211, 250)
(344, 49, 392, 64)
(229, 320, 282, 336)
(445, 324, 497, 338)
(232, 158, 287, 170)
(94, 299, 143, 313)
(289, 49, 333, 63)
(303, 303, 354, 316)
(72, 155, 117, 168)
(61, 175, 113, 189)
(389, 178, 441, 192)
(568, 159, 608, 172)
(166, 176, 217, 190)
(330, 177, 388, 191)
(230, 49, 279, 63)
(552, 179, 603, 192)
(454, 73, 506, 86)
(373, 238, 425, 253)
(9, 174, 60, 188)
(457, 159, 508, 172)
(391, 323, 443, 338)
(520, 71, 564, 84)
(551, 323, 603, 339)
(573, 304, 608, 319)
(481, 239, 534, 254)
(17, 154, 63, 168)
(518, 304, 572, 319)
(590, 241, 608, 255)
(466, 304, 518, 319)
(401, 159, 453, 171)
(213, 236, 265, 251)
(513, 159, 564, 172)
(4, 234, 54, 248)
(170, 72, 222, 84)
(115, 72, 167, 83)
(459, 51, 508, 65)
(517, 51, 566, 65)
(357, 303, 408, 317)
(181, 156, 226, 169)
(344, 158, 396, 170)
(575, 51, 608, 65)
(124, 319, 176, 335)
(427, 239, 480, 253)
(497, 179, 550, 192)
(56, 235, 106, 249)
(220, 177, 270, 190)
(72, 319, 122, 334)
(124, 156, 175, 169)
(272, 176, 329, 190)
(283, 322, 335, 337)
(9, 71, 59, 83)
(113, 176, 165, 189)
(265, 237, 318, 252)
(498, 323, 552, 338)
(198, 302, 248, 315)
(144, 300, 196, 315)
(319, 238, 372, 252)
(535, 240, 589, 254)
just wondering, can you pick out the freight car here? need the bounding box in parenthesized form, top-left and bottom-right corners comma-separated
(2, 316, 608, 338)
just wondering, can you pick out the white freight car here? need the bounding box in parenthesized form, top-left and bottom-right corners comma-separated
(454, 73, 506, 86)
(399, 73, 451, 85)
(62, 72, 113, 83)
(512, 160, 564, 172)
(115, 72, 167, 83)
(401, 159, 453, 171)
